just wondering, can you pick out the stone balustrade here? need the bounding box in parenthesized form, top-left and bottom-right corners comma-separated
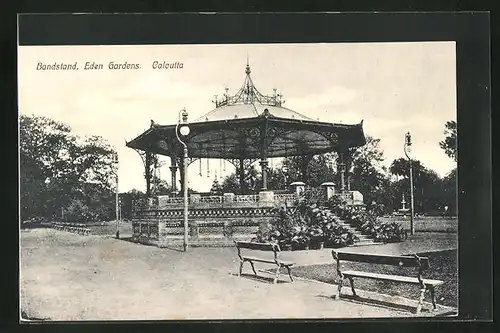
(51, 222, 91, 235)
(130, 189, 364, 247)
(134, 191, 300, 212)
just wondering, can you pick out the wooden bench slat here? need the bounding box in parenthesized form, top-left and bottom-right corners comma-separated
(235, 241, 280, 252)
(242, 256, 294, 266)
(235, 241, 293, 283)
(342, 270, 444, 286)
(334, 251, 430, 270)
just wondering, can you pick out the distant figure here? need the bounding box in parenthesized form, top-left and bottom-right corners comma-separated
(444, 206, 449, 219)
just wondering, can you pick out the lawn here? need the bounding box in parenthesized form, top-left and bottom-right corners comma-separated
(290, 249, 458, 308)
(380, 216, 458, 233)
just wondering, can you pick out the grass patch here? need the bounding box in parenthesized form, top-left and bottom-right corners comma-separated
(291, 249, 457, 308)
(380, 217, 458, 233)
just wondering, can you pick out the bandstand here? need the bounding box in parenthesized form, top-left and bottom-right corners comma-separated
(126, 63, 366, 247)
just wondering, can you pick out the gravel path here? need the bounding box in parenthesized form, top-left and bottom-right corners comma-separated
(20, 228, 421, 321)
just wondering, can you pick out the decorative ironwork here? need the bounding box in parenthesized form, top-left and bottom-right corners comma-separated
(226, 158, 258, 169)
(133, 207, 276, 219)
(212, 61, 285, 108)
(186, 157, 200, 167)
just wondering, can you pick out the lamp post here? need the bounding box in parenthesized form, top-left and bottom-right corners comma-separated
(113, 154, 120, 239)
(176, 108, 190, 252)
(404, 131, 415, 235)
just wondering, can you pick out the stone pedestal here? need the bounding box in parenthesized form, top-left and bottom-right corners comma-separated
(351, 191, 364, 205)
(258, 190, 275, 207)
(321, 182, 336, 200)
(190, 194, 201, 204)
(290, 182, 306, 196)
(223, 193, 235, 203)
(148, 197, 157, 208)
(158, 195, 170, 208)
(326, 186, 336, 199)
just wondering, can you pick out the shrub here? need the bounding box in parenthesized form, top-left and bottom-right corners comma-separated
(328, 198, 407, 244)
(376, 222, 408, 243)
(257, 193, 358, 249)
(64, 199, 96, 223)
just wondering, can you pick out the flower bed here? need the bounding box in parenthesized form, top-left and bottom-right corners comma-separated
(256, 189, 358, 250)
(336, 200, 407, 243)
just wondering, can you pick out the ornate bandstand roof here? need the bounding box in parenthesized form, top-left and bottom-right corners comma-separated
(126, 62, 366, 159)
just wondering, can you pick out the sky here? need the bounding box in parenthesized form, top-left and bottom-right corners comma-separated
(18, 42, 457, 193)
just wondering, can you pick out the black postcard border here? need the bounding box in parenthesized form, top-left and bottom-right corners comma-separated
(10, 11, 492, 330)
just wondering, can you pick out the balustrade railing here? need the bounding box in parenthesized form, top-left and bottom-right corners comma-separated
(274, 193, 298, 203)
(164, 197, 184, 204)
(198, 195, 223, 204)
(234, 194, 259, 203)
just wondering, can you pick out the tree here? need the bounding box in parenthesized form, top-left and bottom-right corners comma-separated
(151, 175, 171, 195)
(345, 136, 393, 209)
(20, 114, 117, 221)
(120, 189, 146, 219)
(221, 165, 259, 194)
(389, 158, 424, 178)
(210, 178, 224, 195)
(441, 168, 457, 216)
(389, 157, 447, 214)
(439, 120, 457, 162)
(277, 153, 337, 188)
(349, 136, 385, 168)
(349, 157, 392, 210)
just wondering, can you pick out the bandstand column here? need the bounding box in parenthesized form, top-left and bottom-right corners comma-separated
(260, 159, 269, 190)
(169, 165, 178, 193)
(145, 152, 154, 197)
(345, 152, 352, 191)
(239, 158, 245, 193)
(338, 151, 347, 193)
(300, 154, 314, 183)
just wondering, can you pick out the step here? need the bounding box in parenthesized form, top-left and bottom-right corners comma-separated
(354, 238, 382, 245)
(356, 235, 372, 240)
(350, 242, 384, 247)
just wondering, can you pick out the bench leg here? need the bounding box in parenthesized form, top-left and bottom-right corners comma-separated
(348, 276, 357, 297)
(238, 260, 244, 277)
(416, 287, 427, 315)
(430, 286, 437, 310)
(249, 261, 257, 275)
(273, 265, 280, 284)
(285, 265, 293, 282)
(337, 278, 344, 299)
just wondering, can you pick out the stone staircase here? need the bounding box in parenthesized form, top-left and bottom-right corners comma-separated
(328, 211, 383, 247)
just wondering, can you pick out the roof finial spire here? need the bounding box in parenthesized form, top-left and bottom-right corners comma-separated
(245, 54, 251, 75)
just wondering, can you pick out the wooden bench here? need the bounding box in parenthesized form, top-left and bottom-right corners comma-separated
(332, 251, 444, 314)
(235, 241, 294, 284)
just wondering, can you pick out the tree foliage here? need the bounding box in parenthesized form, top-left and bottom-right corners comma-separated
(20, 114, 117, 222)
(214, 131, 456, 216)
(221, 165, 259, 194)
(439, 120, 457, 162)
